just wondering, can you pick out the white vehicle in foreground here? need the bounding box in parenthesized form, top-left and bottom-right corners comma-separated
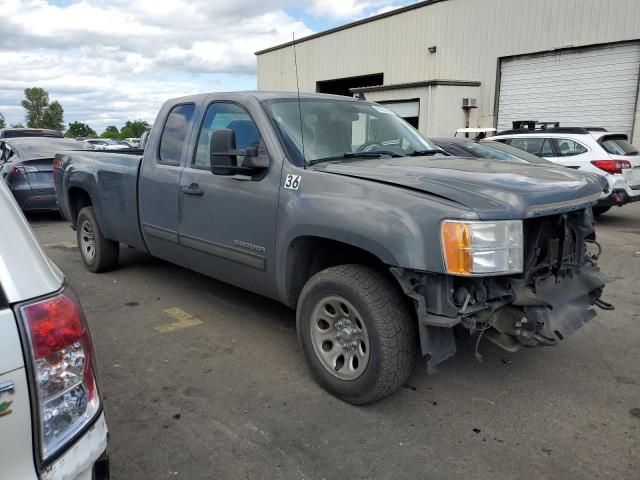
(493, 123, 640, 214)
(0, 181, 109, 479)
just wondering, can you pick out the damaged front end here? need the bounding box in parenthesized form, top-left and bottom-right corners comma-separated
(393, 208, 611, 373)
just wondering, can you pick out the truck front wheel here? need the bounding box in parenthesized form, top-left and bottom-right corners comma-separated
(297, 265, 417, 404)
(77, 207, 119, 273)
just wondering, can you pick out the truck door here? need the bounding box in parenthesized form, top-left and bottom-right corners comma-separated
(178, 99, 280, 299)
(139, 103, 196, 267)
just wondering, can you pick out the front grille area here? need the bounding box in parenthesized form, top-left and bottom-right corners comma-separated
(522, 208, 593, 287)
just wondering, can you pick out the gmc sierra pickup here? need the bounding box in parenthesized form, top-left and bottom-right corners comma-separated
(54, 92, 610, 404)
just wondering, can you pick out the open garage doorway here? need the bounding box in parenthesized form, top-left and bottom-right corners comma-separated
(316, 73, 384, 97)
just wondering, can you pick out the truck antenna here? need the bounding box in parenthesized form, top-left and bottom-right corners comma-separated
(292, 32, 306, 168)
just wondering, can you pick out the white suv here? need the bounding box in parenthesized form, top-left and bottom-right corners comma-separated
(0, 181, 109, 479)
(493, 126, 640, 214)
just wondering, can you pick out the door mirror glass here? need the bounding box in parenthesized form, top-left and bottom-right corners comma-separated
(209, 128, 237, 175)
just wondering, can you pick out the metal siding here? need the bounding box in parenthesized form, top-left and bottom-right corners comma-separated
(258, 0, 640, 131)
(497, 43, 640, 135)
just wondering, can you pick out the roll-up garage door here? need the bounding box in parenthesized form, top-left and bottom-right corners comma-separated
(379, 100, 419, 118)
(497, 43, 640, 136)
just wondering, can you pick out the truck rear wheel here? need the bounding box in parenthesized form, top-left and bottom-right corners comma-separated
(297, 265, 417, 404)
(77, 207, 119, 273)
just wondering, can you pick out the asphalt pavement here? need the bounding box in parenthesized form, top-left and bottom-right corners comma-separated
(29, 205, 640, 480)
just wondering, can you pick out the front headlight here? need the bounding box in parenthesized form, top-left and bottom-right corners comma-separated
(441, 220, 523, 276)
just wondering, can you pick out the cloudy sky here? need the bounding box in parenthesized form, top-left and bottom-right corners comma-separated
(0, 0, 415, 133)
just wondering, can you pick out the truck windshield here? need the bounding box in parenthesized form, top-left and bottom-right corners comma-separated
(264, 98, 438, 165)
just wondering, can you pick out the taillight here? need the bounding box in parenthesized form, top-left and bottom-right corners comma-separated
(53, 158, 63, 170)
(591, 159, 631, 174)
(19, 287, 100, 461)
(8, 165, 38, 175)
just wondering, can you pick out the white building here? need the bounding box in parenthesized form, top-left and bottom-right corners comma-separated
(256, 0, 640, 143)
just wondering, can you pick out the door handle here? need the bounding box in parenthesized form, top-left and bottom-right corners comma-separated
(181, 184, 204, 196)
(0, 381, 15, 395)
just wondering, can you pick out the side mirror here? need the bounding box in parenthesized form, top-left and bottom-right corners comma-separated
(210, 128, 270, 176)
(210, 128, 237, 175)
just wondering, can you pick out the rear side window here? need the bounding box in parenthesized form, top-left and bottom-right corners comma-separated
(600, 136, 638, 156)
(555, 139, 588, 157)
(505, 138, 554, 157)
(159, 103, 196, 165)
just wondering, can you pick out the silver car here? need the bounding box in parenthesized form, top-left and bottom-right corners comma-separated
(0, 181, 109, 479)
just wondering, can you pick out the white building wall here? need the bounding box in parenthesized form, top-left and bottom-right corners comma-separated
(257, 0, 640, 139)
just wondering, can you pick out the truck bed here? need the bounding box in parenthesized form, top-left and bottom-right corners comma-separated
(54, 149, 146, 250)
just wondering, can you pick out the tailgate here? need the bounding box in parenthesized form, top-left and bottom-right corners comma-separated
(0, 308, 38, 479)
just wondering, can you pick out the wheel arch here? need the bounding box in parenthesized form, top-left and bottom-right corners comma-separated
(67, 186, 94, 227)
(281, 234, 400, 308)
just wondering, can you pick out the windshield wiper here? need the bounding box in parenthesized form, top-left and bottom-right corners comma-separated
(308, 151, 402, 166)
(344, 150, 404, 158)
(408, 149, 446, 157)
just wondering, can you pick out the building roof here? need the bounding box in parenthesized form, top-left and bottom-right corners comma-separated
(255, 0, 448, 56)
(350, 79, 481, 93)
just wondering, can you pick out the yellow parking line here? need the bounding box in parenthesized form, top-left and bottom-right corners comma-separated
(155, 307, 203, 333)
(43, 241, 77, 249)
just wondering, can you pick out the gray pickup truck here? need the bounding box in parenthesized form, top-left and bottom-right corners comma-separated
(54, 92, 610, 404)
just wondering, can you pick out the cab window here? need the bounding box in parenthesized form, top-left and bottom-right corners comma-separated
(193, 103, 262, 169)
(158, 103, 196, 165)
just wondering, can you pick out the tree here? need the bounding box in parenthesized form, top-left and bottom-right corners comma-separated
(21, 87, 66, 131)
(22, 87, 50, 128)
(101, 126, 120, 139)
(123, 120, 150, 138)
(119, 126, 135, 140)
(42, 100, 64, 131)
(11, 122, 24, 128)
(66, 121, 96, 138)
(0, 112, 5, 129)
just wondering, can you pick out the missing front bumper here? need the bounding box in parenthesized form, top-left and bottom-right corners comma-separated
(392, 266, 610, 373)
(486, 269, 610, 350)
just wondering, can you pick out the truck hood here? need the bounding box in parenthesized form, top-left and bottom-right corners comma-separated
(311, 157, 606, 219)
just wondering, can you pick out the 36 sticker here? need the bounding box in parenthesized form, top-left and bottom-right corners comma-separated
(284, 174, 302, 190)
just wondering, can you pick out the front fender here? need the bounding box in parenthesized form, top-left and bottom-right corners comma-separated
(274, 168, 478, 304)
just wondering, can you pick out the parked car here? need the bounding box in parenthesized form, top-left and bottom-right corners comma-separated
(55, 92, 609, 404)
(0, 137, 87, 212)
(430, 138, 556, 165)
(0, 180, 109, 479)
(492, 123, 640, 214)
(83, 139, 128, 151)
(0, 128, 63, 139)
(123, 137, 140, 147)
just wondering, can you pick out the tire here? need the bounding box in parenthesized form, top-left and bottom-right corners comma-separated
(297, 264, 417, 404)
(593, 207, 611, 216)
(76, 207, 119, 273)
